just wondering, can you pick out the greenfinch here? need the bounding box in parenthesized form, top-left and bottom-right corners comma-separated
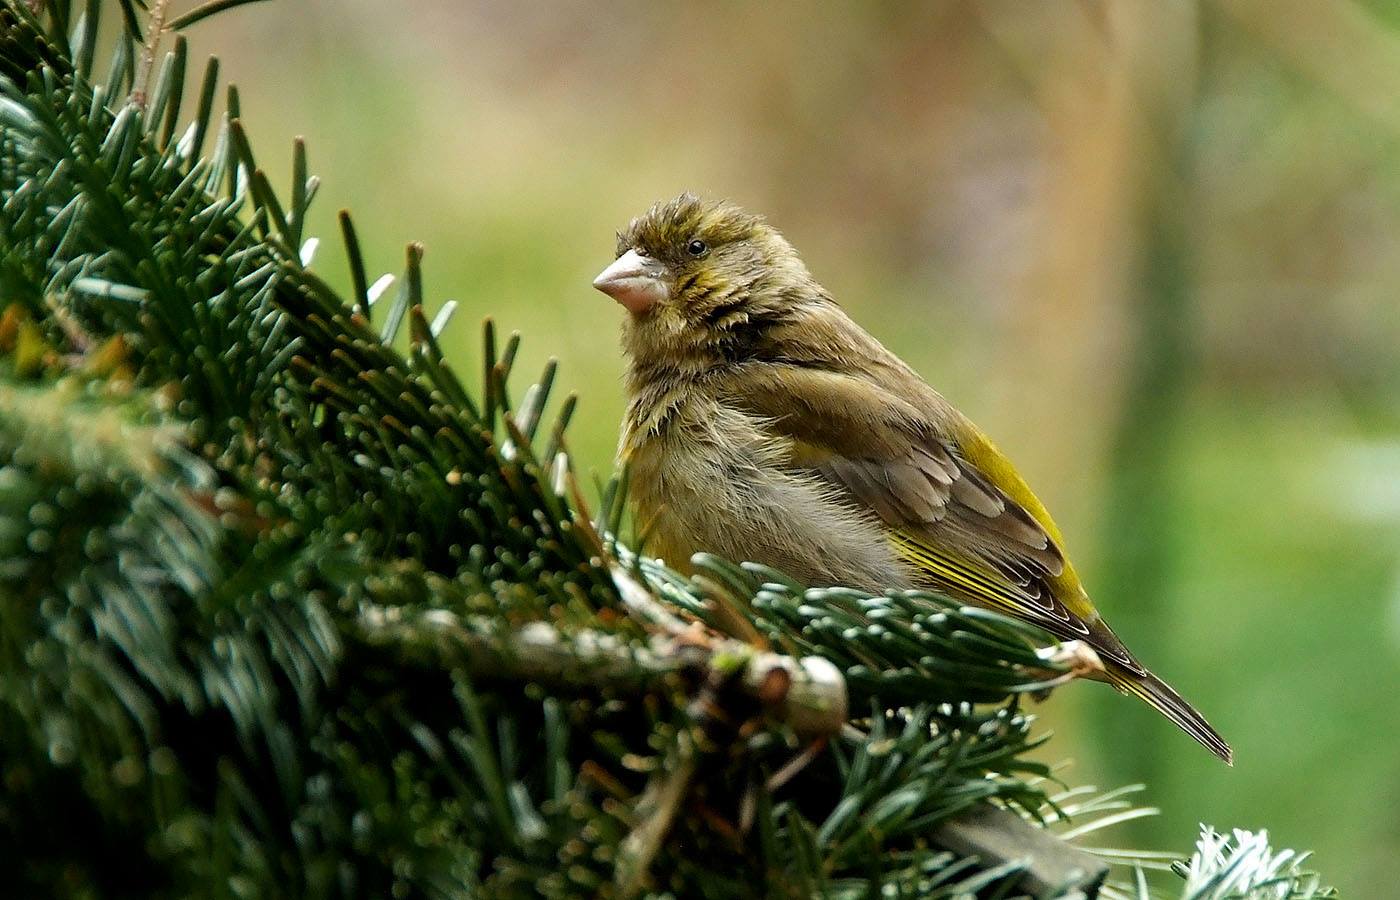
(593, 193, 1231, 764)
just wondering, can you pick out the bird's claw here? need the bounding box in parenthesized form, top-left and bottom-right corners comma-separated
(1028, 640, 1109, 701)
(1038, 639, 1108, 682)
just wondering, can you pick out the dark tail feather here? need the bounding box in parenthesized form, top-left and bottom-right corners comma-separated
(1108, 666, 1233, 765)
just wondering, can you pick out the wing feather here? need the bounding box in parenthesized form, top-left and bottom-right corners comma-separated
(714, 361, 1141, 672)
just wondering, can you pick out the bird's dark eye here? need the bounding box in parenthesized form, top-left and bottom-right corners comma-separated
(686, 239, 708, 257)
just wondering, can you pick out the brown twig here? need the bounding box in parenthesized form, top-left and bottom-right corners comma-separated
(131, 0, 172, 108)
(932, 804, 1110, 898)
(357, 606, 850, 739)
(614, 726, 698, 898)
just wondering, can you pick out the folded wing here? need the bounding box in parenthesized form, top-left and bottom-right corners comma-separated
(716, 360, 1143, 673)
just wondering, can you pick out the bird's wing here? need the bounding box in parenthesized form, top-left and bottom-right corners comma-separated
(716, 362, 1143, 672)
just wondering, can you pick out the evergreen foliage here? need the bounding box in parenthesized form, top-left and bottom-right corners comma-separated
(0, 3, 1333, 898)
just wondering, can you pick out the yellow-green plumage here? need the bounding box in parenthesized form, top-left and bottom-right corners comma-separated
(597, 194, 1231, 764)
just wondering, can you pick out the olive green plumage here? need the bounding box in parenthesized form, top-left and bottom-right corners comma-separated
(593, 193, 1231, 764)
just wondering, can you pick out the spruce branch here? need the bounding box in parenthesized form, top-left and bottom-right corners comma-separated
(1175, 828, 1336, 900)
(357, 606, 849, 740)
(0, 4, 1336, 898)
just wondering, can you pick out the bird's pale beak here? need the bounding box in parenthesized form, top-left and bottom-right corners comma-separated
(592, 249, 670, 314)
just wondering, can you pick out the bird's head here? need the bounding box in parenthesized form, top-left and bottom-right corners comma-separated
(594, 194, 818, 364)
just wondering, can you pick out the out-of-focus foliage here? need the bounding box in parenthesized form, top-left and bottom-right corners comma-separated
(1, 3, 1300, 897)
(0, 1, 1367, 897)
(181, 2, 1399, 894)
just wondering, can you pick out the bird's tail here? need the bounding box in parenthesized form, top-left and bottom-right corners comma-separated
(1107, 666, 1233, 765)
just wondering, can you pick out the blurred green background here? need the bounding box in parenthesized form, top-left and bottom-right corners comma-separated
(188, 1, 1400, 892)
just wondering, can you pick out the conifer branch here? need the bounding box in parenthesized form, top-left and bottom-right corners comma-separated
(358, 606, 849, 739)
(0, 4, 1336, 898)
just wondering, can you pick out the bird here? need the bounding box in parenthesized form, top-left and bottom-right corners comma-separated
(591, 193, 1232, 764)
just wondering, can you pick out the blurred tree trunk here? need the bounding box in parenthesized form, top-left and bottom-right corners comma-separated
(976, 0, 1203, 807)
(1096, 164, 1198, 789)
(1089, 2, 1202, 807)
